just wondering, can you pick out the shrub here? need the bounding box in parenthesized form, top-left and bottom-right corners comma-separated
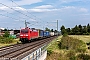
(63, 33, 68, 37)
(0, 37, 13, 44)
(78, 54, 90, 60)
(77, 48, 86, 53)
(59, 36, 86, 52)
(47, 49, 53, 56)
(3, 31, 10, 37)
(66, 50, 76, 57)
(69, 56, 77, 60)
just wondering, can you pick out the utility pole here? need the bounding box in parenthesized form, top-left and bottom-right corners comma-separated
(25, 20, 27, 28)
(25, 20, 30, 28)
(57, 20, 58, 32)
(57, 20, 58, 36)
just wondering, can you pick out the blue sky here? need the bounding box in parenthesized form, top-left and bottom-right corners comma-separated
(0, 0, 90, 30)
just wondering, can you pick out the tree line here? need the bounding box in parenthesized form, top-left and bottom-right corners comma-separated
(45, 27, 57, 32)
(60, 23, 90, 35)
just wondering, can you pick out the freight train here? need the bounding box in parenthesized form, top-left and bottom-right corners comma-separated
(20, 27, 58, 43)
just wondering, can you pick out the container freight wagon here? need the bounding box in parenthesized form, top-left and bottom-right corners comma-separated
(43, 31, 50, 37)
(54, 32, 58, 36)
(20, 27, 38, 43)
(43, 31, 47, 37)
(50, 32, 54, 36)
(37, 29, 44, 38)
(46, 31, 50, 37)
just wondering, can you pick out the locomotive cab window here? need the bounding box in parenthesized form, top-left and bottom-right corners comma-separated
(21, 29, 28, 33)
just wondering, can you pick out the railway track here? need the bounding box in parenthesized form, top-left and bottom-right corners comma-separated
(0, 36, 57, 60)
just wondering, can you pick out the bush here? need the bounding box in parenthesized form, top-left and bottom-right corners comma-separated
(3, 31, 10, 37)
(78, 54, 90, 60)
(77, 48, 86, 53)
(63, 33, 68, 37)
(66, 50, 76, 57)
(69, 56, 77, 60)
(59, 36, 86, 52)
(47, 49, 53, 56)
(0, 37, 13, 44)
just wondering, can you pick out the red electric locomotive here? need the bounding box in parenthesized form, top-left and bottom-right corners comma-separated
(20, 27, 38, 43)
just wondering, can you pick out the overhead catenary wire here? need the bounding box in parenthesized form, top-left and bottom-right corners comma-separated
(0, 13, 21, 21)
(0, 9, 27, 22)
(8, 0, 43, 27)
(10, 0, 51, 23)
(10, 0, 58, 29)
(10, 0, 42, 21)
(0, 2, 36, 21)
(0, 2, 57, 30)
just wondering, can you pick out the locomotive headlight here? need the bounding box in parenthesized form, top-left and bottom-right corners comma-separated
(26, 35, 28, 36)
(20, 35, 23, 36)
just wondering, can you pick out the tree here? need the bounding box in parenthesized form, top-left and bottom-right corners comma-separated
(87, 23, 90, 33)
(60, 25, 67, 35)
(4, 28, 7, 31)
(60, 25, 65, 31)
(71, 25, 80, 35)
(82, 26, 87, 33)
(51, 29, 54, 32)
(45, 27, 50, 32)
(66, 28, 71, 34)
(3, 31, 10, 37)
(54, 30, 57, 33)
(78, 24, 82, 34)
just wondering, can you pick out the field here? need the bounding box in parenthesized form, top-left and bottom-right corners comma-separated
(69, 35, 90, 43)
(46, 35, 90, 60)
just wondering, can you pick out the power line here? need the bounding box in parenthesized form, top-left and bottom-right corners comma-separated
(0, 13, 21, 21)
(0, 9, 27, 22)
(10, 0, 51, 23)
(0, 2, 57, 29)
(0, 2, 36, 21)
(10, 0, 42, 21)
(10, 0, 58, 28)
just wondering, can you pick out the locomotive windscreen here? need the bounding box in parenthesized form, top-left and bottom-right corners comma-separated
(21, 29, 28, 33)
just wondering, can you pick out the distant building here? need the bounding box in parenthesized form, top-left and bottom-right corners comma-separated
(9, 31, 14, 35)
(0, 28, 5, 30)
(0, 28, 5, 36)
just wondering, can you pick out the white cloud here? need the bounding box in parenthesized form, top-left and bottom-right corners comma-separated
(16, 0, 42, 6)
(13, 7, 26, 11)
(57, 6, 88, 13)
(28, 8, 58, 12)
(62, 6, 76, 9)
(59, 0, 82, 3)
(0, 5, 88, 13)
(0, 6, 8, 10)
(34, 5, 53, 9)
(79, 8, 88, 12)
(28, 9, 50, 12)
(0, 0, 42, 6)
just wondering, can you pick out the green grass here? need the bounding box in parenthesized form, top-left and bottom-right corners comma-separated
(47, 36, 62, 52)
(46, 35, 90, 60)
(46, 36, 63, 60)
(0, 38, 20, 48)
(69, 35, 90, 43)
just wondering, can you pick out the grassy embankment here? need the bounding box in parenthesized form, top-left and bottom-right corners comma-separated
(46, 35, 90, 60)
(46, 36, 63, 60)
(0, 38, 20, 47)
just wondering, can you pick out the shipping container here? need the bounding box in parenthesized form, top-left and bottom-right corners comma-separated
(50, 32, 54, 36)
(46, 31, 50, 37)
